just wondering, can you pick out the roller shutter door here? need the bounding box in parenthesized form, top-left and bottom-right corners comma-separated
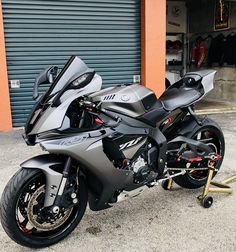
(2, 0, 141, 127)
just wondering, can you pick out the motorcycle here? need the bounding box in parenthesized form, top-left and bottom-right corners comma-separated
(0, 56, 225, 248)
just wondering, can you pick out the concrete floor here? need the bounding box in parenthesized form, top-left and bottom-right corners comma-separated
(196, 99, 236, 114)
(0, 113, 236, 252)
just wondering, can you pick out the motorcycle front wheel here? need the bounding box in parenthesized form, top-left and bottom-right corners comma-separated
(0, 168, 88, 248)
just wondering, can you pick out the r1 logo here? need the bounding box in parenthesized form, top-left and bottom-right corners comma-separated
(119, 137, 143, 150)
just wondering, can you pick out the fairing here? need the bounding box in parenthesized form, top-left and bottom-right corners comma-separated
(38, 114, 167, 210)
(27, 56, 102, 135)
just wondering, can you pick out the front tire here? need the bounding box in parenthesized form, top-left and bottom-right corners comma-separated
(0, 168, 88, 248)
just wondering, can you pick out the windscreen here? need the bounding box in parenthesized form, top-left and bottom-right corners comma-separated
(48, 56, 89, 95)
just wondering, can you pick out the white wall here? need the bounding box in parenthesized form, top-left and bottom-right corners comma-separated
(166, 2, 187, 84)
(167, 1, 187, 33)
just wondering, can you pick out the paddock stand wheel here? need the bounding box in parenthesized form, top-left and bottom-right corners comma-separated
(201, 196, 213, 208)
(162, 178, 173, 190)
(198, 161, 235, 208)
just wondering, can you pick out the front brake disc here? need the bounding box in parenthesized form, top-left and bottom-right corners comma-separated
(27, 185, 73, 231)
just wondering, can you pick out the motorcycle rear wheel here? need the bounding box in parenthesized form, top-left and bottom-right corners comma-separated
(0, 168, 87, 248)
(172, 120, 225, 189)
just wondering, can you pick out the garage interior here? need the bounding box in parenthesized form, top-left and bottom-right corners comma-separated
(166, 0, 236, 113)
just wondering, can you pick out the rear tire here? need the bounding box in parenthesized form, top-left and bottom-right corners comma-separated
(0, 168, 88, 248)
(172, 118, 225, 189)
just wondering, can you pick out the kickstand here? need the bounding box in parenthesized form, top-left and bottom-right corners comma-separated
(198, 161, 235, 208)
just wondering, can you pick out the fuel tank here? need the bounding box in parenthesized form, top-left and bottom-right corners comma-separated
(89, 84, 160, 118)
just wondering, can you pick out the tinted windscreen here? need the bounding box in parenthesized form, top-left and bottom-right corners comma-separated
(48, 56, 89, 95)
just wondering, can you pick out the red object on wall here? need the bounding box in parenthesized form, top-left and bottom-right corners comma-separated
(197, 39, 206, 68)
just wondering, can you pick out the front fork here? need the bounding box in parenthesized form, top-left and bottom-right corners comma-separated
(52, 157, 72, 209)
(50, 156, 82, 214)
(21, 154, 77, 209)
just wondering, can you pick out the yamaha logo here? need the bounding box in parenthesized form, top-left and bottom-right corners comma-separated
(121, 95, 130, 101)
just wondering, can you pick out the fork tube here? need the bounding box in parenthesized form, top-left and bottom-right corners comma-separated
(54, 157, 72, 206)
(62, 156, 72, 178)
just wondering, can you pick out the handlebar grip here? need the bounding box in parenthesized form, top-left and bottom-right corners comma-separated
(100, 108, 119, 121)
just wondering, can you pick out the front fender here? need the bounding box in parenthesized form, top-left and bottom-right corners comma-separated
(21, 154, 65, 207)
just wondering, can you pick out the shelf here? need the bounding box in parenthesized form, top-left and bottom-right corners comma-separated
(167, 32, 185, 36)
(166, 49, 183, 54)
(166, 33, 185, 76)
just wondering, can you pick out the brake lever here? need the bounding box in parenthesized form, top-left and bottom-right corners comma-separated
(83, 100, 121, 127)
(89, 112, 121, 128)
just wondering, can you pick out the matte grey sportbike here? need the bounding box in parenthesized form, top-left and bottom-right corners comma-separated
(0, 56, 224, 248)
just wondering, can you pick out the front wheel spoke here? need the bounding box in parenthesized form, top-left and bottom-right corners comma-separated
(20, 218, 29, 227)
(19, 217, 33, 230)
(25, 221, 34, 230)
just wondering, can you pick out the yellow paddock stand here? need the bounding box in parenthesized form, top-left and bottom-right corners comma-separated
(163, 161, 236, 208)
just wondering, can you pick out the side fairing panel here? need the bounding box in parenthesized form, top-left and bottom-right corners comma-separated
(40, 129, 134, 210)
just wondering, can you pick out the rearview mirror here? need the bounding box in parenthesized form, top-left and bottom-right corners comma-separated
(33, 66, 58, 100)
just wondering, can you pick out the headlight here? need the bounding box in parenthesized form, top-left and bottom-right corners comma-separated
(72, 73, 90, 87)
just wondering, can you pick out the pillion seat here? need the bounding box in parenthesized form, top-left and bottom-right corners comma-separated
(159, 72, 207, 111)
(159, 85, 202, 111)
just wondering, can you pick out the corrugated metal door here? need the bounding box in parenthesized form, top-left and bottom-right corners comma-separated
(2, 0, 141, 127)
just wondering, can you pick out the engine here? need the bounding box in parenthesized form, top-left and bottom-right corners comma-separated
(103, 134, 160, 184)
(130, 156, 150, 184)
